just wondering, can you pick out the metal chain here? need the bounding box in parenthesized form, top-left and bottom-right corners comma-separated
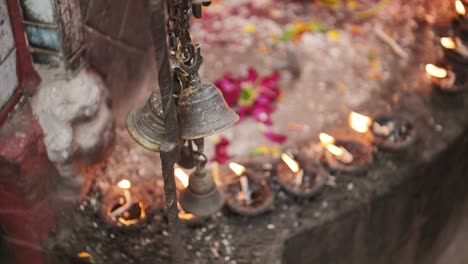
(166, 0, 195, 65)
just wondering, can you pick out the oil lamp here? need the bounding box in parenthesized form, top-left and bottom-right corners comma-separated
(276, 152, 328, 198)
(106, 179, 147, 227)
(425, 64, 466, 93)
(440, 37, 468, 60)
(452, 0, 468, 42)
(319, 133, 373, 174)
(349, 112, 416, 151)
(224, 162, 273, 216)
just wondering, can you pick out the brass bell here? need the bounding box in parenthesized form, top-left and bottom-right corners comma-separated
(179, 82, 239, 140)
(126, 92, 178, 152)
(179, 155, 224, 216)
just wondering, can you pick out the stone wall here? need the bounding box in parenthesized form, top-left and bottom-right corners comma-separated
(0, 0, 18, 111)
(80, 0, 157, 124)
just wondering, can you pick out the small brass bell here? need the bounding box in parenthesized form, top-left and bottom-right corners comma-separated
(173, 45, 239, 140)
(126, 92, 178, 152)
(179, 83, 239, 140)
(179, 155, 224, 216)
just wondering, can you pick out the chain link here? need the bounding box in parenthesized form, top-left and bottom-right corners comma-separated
(166, 0, 194, 65)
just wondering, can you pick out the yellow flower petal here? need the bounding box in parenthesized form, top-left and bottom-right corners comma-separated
(327, 30, 341, 40)
(244, 24, 256, 33)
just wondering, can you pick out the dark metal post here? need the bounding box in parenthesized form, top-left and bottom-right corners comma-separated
(148, 0, 184, 262)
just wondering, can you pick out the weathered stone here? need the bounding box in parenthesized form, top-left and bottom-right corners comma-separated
(118, 0, 152, 49)
(0, 0, 14, 62)
(85, 0, 128, 39)
(19, 0, 55, 24)
(0, 51, 18, 110)
(31, 67, 114, 177)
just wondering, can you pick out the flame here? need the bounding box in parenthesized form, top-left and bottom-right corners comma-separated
(326, 144, 344, 157)
(441, 37, 456, 49)
(281, 153, 300, 173)
(349, 112, 372, 133)
(229, 162, 246, 176)
(425, 64, 448, 79)
(178, 202, 195, 220)
(77, 252, 92, 259)
(174, 168, 189, 188)
(118, 179, 131, 190)
(319, 133, 335, 146)
(456, 0, 466, 15)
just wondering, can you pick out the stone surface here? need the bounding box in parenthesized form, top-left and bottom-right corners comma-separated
(19, 0, 55, 24)
(0, 51, 18, 110)
(85, 0, 128, 39)
(0, 103, 57, 264)
(0, 0, 14, 62)
(84, 0, 156, 125)
(0, 0, 17, 110)
(31, 66, 114, 178)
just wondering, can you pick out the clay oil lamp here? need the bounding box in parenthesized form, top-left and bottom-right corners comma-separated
(276, 152, 328, 198)
(319, 133, 373, 174)
(174, 168, 205, 224)
(348, 112, 416, 151)
(425, 64, 467, 93)
(223, 162, 273, 216)
(453, 0, 468, 41)
(105, 179, 147, 227)
(440, 36, 468, 64)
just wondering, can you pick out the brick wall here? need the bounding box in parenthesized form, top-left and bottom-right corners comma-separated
(80, 0, 157, 124)
(0, 0, 18, 111)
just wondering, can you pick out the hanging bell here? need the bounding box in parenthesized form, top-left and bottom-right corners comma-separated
(126, 92, 178, 152)
(173, 45, 239, 140)
(179, 82, 239, 140)
(179, 155, 224, 216)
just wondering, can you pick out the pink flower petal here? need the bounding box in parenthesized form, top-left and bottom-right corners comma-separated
(263, 130, 287, 144)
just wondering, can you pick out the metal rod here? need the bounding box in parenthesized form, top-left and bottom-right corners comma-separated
(148, 0, 184, 262)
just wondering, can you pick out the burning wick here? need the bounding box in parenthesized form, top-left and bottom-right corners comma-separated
(229, 162, 252, 205)
(349, 112, 373, 134)
(319, 133, 354, 164)
(349, 112, 394, 137)
(425, 64, 456, 90)
(440, 37, 468, 58)
(109, 179, 133, 219)
(456, 0, 466, 16)
(281, 153, 304, 186)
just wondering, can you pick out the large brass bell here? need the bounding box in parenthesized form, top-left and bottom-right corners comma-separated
(179, 154, 224, 216)
(175, 46, 239, 140)
(126, 92, 178, 152)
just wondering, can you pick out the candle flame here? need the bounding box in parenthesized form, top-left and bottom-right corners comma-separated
(229, 162, 246, 176)
(281, 153, 300, 173)
(349, 112, 372, 133)
(441, 37, 456, 49)
(174, 168, 189, 188)
(326, 144, 344, 157)
(456, 0, 466, 15)
(319, 132, 335, 146)
(425, 64, 448, 79)
(118, 179, 131, 190)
